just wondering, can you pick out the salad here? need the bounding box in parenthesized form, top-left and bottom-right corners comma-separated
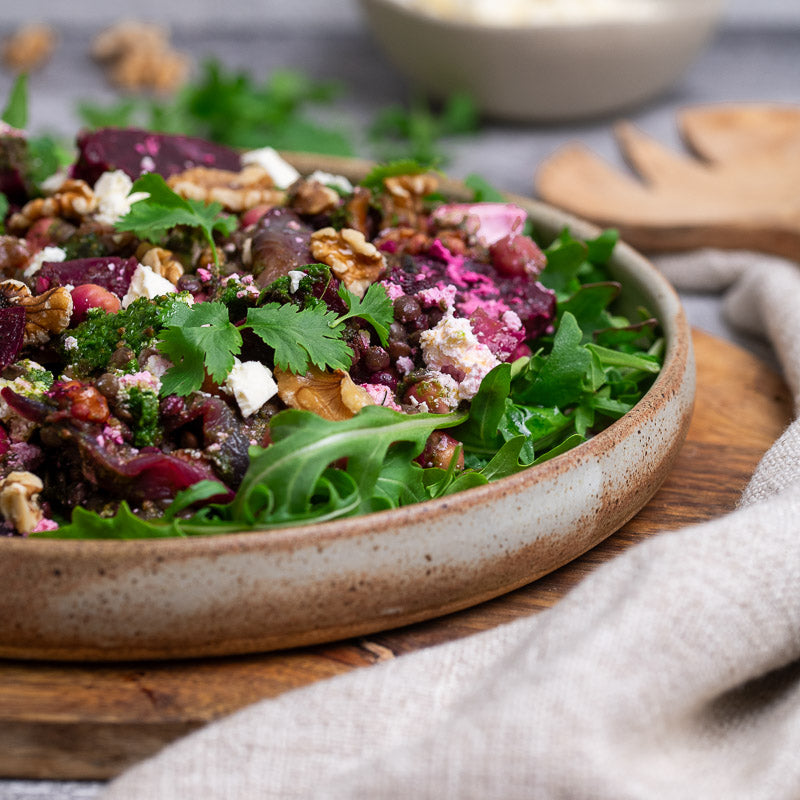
(0, 125, 662, 539)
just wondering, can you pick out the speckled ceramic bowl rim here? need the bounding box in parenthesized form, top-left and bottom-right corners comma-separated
(1, 155, 691, 563)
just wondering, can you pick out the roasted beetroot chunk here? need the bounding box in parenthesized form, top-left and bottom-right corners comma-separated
(72, 128, 242, 185)
(35, 256, 139, 297)
(0, 127, 34, 204)
(0, 307, 26, 369)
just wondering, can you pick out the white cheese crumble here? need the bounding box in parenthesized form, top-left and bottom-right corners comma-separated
(23, 245, 66, 278)
(93, 170, 150, 226)
(306, 170, 353, 194)
(419, 312, 500, 401)
(63, 335, 78, 351)
(121, 264, 177, 308)
(223, 359, 278, 418)
(40, 168, 69, 194)
(287, 270, 306, 293)
(241, 147, 301, 189)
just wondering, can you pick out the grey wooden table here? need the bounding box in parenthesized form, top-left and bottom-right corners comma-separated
(1, 3, 798, 797)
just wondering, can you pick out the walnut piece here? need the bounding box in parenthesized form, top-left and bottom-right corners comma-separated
(168, 165, 286, 212)
(382, 173, 439, 227)
(2, 23, 57, 73)
(0, 471, 45, 535)
(9, 179, 97, 231)
(275, 366, 374, 421)
(310, 227, 386, 298)
(289, 180, 340, 216)
(91, 21, 190, 94)
(136, 243, 184, 285)
(0, 280, 73, 345)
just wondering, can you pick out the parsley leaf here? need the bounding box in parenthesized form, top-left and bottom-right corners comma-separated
(157, 301, 242, 396)
(246, 303, 352, 374)
(115, 173, 236, 267)
(334, 283, 393, 347)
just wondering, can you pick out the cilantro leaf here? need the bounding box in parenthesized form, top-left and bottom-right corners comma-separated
(115, 173, 236, 267)
(157, 301, 242, 396)
(245, 303, 352, 374)
(334, 283, 394, 346)
(2, 74, 27, 129)
(464, 173, 506, 202)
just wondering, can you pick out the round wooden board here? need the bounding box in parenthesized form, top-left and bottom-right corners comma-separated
(0, 328, 791, 780)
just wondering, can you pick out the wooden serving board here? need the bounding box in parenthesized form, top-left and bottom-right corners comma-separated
(0, 329, 791, 780)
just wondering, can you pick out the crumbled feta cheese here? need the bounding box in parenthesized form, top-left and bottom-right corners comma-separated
(40, 168, 69, 194)
(142, 354, 172, 378)
(287, 270, 306, 293)
(306, 170, 353, 194)
(23, 245, 66, 278)
(93, 170, 150, 226)
(121, 264, 177, 308)
(241, 147, 300, 189)
(224, 359, 278, 418)
(419, 312, 500, 401)
(62, 335, 78, 351)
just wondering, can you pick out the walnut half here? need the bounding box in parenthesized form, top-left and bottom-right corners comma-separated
(310, 227, 386, 298)
(167, 165, 286, 212)
(0, 280, 73, 345)
(0, 471, 45, 534)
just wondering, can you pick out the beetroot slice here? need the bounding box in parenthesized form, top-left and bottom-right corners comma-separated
(72, 128, 242, 185)
(35, 256, 139, 298)
(0, 306, 26, 370)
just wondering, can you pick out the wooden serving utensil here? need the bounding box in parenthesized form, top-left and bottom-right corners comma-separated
(535, 105, 800, 260)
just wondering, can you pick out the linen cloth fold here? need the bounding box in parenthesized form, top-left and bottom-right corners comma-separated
(102, 250, 800, 800)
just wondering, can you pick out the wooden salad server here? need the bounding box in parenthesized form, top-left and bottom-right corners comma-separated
(535, 105, 800, 260)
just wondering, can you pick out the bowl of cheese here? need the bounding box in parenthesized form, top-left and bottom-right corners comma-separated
(359, 0, 725, 121)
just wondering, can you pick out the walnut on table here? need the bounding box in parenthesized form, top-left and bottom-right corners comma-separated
(167, 165, 286, 213)
(91, 20, 190, 93)
(310, 227, 386, 298)
(0, 279, 73, 345)
(2, 23, 58, 73)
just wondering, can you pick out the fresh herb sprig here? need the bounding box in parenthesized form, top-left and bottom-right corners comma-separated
(115, 173, 236, 268)
(156, 282, 395, 397)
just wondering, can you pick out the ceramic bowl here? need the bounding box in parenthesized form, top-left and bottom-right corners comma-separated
(0, 155, 695, 661)
(358, 0, 725, 121)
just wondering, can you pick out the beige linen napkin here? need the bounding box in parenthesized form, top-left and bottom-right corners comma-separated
(102, 250, 800, 800)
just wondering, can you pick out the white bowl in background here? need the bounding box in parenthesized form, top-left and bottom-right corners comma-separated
(359, 0, 725, 121)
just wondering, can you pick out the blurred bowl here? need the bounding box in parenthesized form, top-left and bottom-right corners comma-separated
(359, 0, 725, 121)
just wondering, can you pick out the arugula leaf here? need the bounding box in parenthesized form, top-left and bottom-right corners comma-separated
(2, 74, 27, 129)
(334, 283, 393, 347)
(115, 173, 236, 267)
(558, 282, 621, 342)
(453, 363, 511, 455)
(513, 312, 592, 407)
(245, 302, 352, 374)
(538, 235, 588, 295)
(157, 301, 242, 396)
(228, 406, 466, 523)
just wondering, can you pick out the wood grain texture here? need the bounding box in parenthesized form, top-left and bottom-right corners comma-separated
(535, 105, 800, 259)
(0, 329, 791, 780)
